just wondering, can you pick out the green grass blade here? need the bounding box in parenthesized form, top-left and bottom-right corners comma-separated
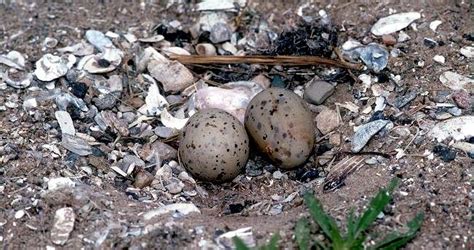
(295, 218, 311, 250)
(353, 178, 399, 239)
(303, 193, 343, 244)
(261, 233, 280, 250)
(346, 208, 356, 241)
(370, 213, 424, 250)
(233, 236, 252, 250)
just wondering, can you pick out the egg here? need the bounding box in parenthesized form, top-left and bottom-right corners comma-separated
(178, 109, 249, 182)
(245, 88, 315, 169)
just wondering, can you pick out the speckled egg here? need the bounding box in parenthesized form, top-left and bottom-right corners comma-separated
(178, 109, 249, 183)
(245, 88, 315, 169)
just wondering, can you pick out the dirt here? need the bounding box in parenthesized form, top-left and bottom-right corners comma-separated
(0, 0, 472, 249)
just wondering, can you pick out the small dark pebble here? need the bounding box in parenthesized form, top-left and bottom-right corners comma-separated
(369, 110, 386, 122)
(245, 163, 263, 177)
(125, 190, 140, 200)
(315, 143, 332, 156)
(228, 203, 245, 214)
(294, 168, 320, 182)
(393, 91, 417, 109)
(70, 81, 88, 99)
(64, 151, 80, 168)
(463, 33, 474, 41)
(433, 145, 456, 162)
(271, 75, 286, 88)
(376, 71, 390, 83)
(97, 58, 111, 68)
(423, 38, 438, 48)
(91, 147, 106, 157)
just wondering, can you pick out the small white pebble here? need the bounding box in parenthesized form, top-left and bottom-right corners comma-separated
(399, 191, 409, 196)
(14, 209, 25, 219)
(429, 20, 442, 32)
(433, 55, 445, 64)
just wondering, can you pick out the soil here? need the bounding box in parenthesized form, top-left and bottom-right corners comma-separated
(0, 0, 472, 249)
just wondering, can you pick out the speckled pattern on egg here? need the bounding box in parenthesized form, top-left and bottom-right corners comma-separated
(245, 88, 315, 169)
(178, 109, 249, 183)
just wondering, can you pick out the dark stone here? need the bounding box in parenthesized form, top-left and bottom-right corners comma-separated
(463, 32, 474, 41)
(70, 81, 88, 99)
(271, 75, 286, 88)
(228, 203, 245, 214)
(433, 145, 456, 162)
(97, 59, 111, 68)
(370, 111, 386, 121)
(393, 91, 417, 109)
(423, 38, 438, 48)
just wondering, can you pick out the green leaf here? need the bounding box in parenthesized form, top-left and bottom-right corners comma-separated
(233, 236, 251, 250)
(353, 178, 399, 240)
(295, 219, 311, 250)
(370, 213, 424, 250)
(303, 193, 343, 245)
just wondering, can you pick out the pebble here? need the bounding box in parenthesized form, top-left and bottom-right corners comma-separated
(447, 107, 462, 116)
(315, 108, 340, 135)
(51, 207, 75, 245)
(398, 31, 411, 42)
(371, 12, 421, 36)
(429, 116, 474, 142)
(148, 60, 194, 93)
(423, 38, 438, 48)
(34, 54, 70, 82)
(70, 81, 88, 99)
(94, 93, 118, 110)
(351, 120, 390, 153)
(48, 177, 75, 191)
(55, 111, 76, 136)
(433, 55, 445, 64)
(14, 210, 25, 219)
(165, 177, 185, 194)
(303, 79, 335, 105)
(393, 91, 417, 109)
(140, 140, 178, 164)
(429, 20, 443, 32)
(381, 34, 397, 46)
(61, 134, 92, 156)
(433, 145, 456, 162)
(210, 23, 231, 43)
(452, 90, 471, 109)
(329, 133, 341, 146)
(460, 46, 474, 58)
(133, 170, 154, 189)
(272, 171, 283, 180)
(439, 71, 474, 91)
(142, 203, 200, 220)
(85, 30, 113, 52)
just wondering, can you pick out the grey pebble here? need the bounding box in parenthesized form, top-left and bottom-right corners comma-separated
(351, 120, 390, 153)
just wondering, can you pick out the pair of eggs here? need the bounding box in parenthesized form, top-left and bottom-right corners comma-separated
(178, 88, 315, 183)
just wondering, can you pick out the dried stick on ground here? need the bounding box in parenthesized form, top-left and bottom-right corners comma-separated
(169, 54, 363, 70)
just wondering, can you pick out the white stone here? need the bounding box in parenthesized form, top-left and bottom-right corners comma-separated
(50, 207, 75, 245)
(429, 20, 442, 32)
(429, 116, 474, 142)
(48, 177, 75, 191)
(433, 55, 445, 64)
(55, 111, 75, 136)
(142, 203, 200, 220)
(460, 46, 474, 58)
(439, 71, 474, 91)
(371, 12, 421, 36)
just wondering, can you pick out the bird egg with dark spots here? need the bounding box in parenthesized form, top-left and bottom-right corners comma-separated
(245, 88, 315, 169)
(179, 109, 249, 183)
